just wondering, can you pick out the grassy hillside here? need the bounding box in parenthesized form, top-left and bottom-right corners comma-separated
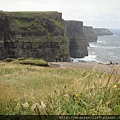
(0, 61, 119, 115)
(9, 11, 64, 39)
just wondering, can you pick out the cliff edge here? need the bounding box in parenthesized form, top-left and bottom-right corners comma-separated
(94, 28, 113, 36)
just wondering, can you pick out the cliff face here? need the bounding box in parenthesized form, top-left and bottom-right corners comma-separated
(65, 21, 88, 58)
(94, 28, 113, 36)
(0, 11, 70, 61)
(83, 26, 97, 42)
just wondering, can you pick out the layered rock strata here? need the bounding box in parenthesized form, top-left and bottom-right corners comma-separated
(0, 11, 70, 61)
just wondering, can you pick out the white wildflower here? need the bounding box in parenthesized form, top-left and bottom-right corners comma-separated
(40, 101, 46, 109)
(64, 94, 69, 97)
(22, 102, 29, 109)
(31, 101, 46, 112)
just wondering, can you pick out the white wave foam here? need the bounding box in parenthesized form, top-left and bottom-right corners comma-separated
(89, 44, 98, 48)
(89, 43, 120, 49)
(112, 35, 119, 37)
(72, 54, 98, 63)
(97, 40, 103, 43)
(103, 46, 120, 49)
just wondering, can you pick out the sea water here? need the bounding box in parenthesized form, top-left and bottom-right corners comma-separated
(72, 29, 120, 64)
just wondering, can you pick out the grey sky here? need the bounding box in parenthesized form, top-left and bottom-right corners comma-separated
(0, 0, 120, 29)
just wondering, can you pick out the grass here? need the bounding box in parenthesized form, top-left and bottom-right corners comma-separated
(9, 11, 57, 18)
(3, 58, 48, 67)
(0, 61, 119, 115)
(15, 58, 48, 66)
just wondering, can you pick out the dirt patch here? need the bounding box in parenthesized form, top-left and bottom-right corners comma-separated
(49, 62, 120, 74)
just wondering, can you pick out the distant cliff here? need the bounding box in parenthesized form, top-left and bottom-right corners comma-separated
(83, 26, 97, 42)
(94, 28, 113, 36)
(65, 21, 88, 58)
(0, 11, 70, 61)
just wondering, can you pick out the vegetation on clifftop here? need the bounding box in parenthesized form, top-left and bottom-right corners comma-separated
(9, 12, 64, 38)
(0, 11, 65, 42)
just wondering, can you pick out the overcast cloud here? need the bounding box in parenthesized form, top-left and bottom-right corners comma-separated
(0, 0, 120, 29)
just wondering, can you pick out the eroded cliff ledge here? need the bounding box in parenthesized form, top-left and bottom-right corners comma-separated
(0, 11, 70, 61)
(83, 26, 97, 42)
(65, 21, 88, 58)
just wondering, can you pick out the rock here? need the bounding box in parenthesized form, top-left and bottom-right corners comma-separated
(83, 26, 97, 42)
(65, 20, 88, 58)
(94, 28, 113, 36)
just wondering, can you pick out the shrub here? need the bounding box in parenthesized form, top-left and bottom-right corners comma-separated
(17, 58, 49, 67)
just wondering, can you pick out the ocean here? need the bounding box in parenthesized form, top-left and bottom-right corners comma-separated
(72, 29, 120, 64)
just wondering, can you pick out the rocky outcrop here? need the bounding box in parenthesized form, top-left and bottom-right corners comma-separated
(0, 11, 70, 61)
(94, 28, 113, 36)
(83, 26, 97, 42)
(65, 21, 88, 58)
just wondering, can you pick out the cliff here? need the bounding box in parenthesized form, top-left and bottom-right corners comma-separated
(94, 28, 113, 36)
(65, 21, 88, 58)
(83, 26, 97, 42)
(0, 11, 70, 61)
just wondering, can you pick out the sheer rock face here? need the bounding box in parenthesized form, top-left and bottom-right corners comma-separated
(83, 26, 97, 42)
(0, 11, 70, 61)
(0, 11, 89, 61)
(65, 21, 88, 58)
(94, 28, 113, 36)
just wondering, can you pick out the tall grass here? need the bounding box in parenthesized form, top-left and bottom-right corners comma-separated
(0, 62, 119, 115)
